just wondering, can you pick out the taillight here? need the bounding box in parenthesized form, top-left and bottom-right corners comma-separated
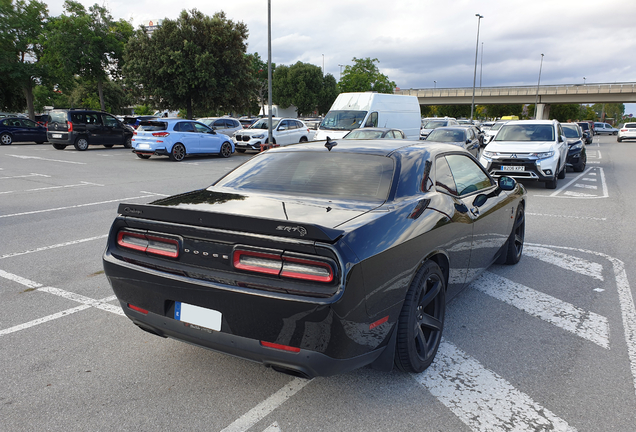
(233, 249, 334, 283)
(128, 304, 149, 314)
(152, 132, 170, 137)
(67, 121, 73, 132)
(133, 131, 137, 135)
(117, 230, 179, 258)
(621, 129, 627, 132)
(260, 341, 300, 353)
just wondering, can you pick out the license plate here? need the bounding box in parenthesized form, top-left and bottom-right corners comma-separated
(501, 165, 524, 171)
(174, 302, 221, 331)
(52, 133, 62, 138)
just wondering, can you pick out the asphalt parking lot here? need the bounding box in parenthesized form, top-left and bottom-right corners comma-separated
(2, 137, 636, 432)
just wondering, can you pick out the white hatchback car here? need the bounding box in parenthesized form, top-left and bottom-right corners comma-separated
(617, 122, 636, 142)
(480, 120, 568, 189)
(232, 117, 313, 152)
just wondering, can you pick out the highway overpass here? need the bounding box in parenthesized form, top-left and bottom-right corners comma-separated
(395, 82, 636, 119)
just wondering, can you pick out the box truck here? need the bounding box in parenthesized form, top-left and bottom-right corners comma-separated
(314, 92, 421, 140)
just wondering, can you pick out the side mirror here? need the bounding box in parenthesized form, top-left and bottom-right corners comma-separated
(466, 139, 472, 144)
(472, 194, 488, 208)
(278, 127, 287, 131)
(498, 176, 516, 191)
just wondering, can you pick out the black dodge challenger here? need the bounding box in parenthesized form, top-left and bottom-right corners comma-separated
(103, 139, 526, 378)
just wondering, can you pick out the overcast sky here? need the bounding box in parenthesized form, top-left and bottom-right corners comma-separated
(43, 0, 636, 115)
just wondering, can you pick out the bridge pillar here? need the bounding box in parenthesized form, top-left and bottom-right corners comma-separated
(536, 103, 551, 120)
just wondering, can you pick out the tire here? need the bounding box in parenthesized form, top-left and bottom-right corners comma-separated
(613, 131, 618, 135)
(395, 261, 446, 373)
(545, 174, 558, 189)
(500, 204, 525, 265)
(557, 162, 566, 179)
(617, 137, 622, 142)
(52, 144, 66, 150)
(169, 143, 186, 161)
(0, 133, 12, 145)
(136, 154, 151, 159)
(124, 136, 132, 148)
(219, 142, 232, 158)
(74, 136, 89, 151)
(299, 136, 308, 143)
(236, 148, 246, 153)
(104, 144, 114, 148)
(574, 153, 586, 172)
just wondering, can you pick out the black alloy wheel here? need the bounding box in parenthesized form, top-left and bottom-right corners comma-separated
(501, 204, 525, 265)
(74, 137, 89, 151)
(219, 142, 232, 158)
(169, 143, 186, 161)
(136, 153, 151, 159)
(52, 144, 66, 150)
(0, 133, 12, 145)
(395, 261, 446, 373)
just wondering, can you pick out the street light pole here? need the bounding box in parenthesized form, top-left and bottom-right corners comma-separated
(470, 14, 483, 124)
(338, 64, 344, 81)
(434, 80, 436, 89)
(534, 53, 544, 120)
(479, 42, 484, 88)
(267, 0, 273, 144)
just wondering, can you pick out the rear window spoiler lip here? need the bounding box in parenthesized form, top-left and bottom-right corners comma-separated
(117, 203, 345, 243)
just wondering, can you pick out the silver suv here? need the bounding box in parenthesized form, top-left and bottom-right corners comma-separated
(479, 120, 568, 189)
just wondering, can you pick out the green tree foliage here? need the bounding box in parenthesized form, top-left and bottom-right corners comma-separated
(124, 9, 253, 119)
(41, 1, 132, 111)
(546, 104, 582, 122)
(247, 52, 274, 116)
(484, 104, 523, 119)
(273, 62, 336, 116)
(317, 74, 339, 115)
(338, 57, 396, 94)
(0, 0, 48, 117)
(436, 105, 471, 118)
(592, 103, 624, 123)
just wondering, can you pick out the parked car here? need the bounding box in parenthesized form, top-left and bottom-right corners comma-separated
(238, 117, 258, 128)
(103, 139, 526, 378)
(617, 122, 636, 142)
(420, 118, 459, 139)
(0, 117, 48, 145)
(576, 121, 594, 144)
(456, 124, 486, 146)
(484, 121, 507, 143)
(122, 115, 159, 130)
(593, 122, 618, 135)
(34, 114, 50, 127)
(425, 126, 481, 158)
(131, 119, 234, 161)
(480, 120, 568, 189)
(342, 127, 405, 139)
(561, 123, 587, 172)
(197, 117, 242, 137)
(232, 117, 313, 152)
(47, 109, 134, 151)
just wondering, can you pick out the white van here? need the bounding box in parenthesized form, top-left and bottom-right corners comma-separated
(314, 92, 421, 140)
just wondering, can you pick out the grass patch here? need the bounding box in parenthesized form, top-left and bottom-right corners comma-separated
(21, 287, 36, 293)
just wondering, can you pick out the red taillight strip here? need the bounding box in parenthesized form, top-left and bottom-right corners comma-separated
(233, 250, 282, 275)
(117, 230, 179, 258)
(281, 257, 333, 283)
(128, 304, 148, 314)
(260, 341, 300, 353)
(152, 132, 170, 137)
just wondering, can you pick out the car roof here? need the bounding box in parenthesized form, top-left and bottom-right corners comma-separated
(504, 120, 556, 126)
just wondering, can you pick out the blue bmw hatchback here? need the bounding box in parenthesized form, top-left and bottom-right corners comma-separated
(132, 119, 234, 161)
(0, 117, 48, 145)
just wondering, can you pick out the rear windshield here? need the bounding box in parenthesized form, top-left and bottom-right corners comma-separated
(495, 124, 555, 142)
(49, 111, 67, 124)
(214, 152, 394, 202)
(138, 121, 168, 131)
(624, 123, 636, 128)
(250, 118, 281, 129)
(423, 121, 448, 129)
(427, 129, 465, 142)
(577, 123, 590, 130)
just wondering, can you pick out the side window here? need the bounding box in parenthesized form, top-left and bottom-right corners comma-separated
(292, 121, 302, 129)
(193, 122, 211, 133)
(176, 122, 195, 132)
(23, 119, 38, 128)
(435, 156, 458, 196)
(445, 154, 493, 196)
(102, 115, 118, 127)
(71, 113, 85, 124)
(85, 113, 101, 125)
(364, 112, 378, 128)
(278, 120, 290, 130)
(214, 119, 226, 129)
(231, 120, 240, 128)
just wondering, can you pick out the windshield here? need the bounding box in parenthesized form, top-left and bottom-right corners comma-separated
(214, 152, 394, 202)
(562, 126, 580, 138)
(490, 122, 506, 131)
(138, 121, 168, 131)
(49, 111, 67, 124)
(427, 129, 466, 142)
(495, 124, 555, 142)
(344, 129, 385, 139)
(423, 121, 447, 129)
(249, 118, 280, 129)
(319, 110, 367, 131)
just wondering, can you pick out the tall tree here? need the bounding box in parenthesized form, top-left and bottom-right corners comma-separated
(124, 9, 253, 119)
(0, 0, 48, 118)
(338, 57, 396, 94)
(592, 103, 624, 123)
(247, 52, 274, 116)
(273, 62, 330, 116)
(317, 74, 339, 115)
(41, 1, 133, 111)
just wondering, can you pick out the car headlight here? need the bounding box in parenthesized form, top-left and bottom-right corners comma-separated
(252, 134, 265, 139)
(570, 142, 583, 150)
(482, 150, 499, 159)
(531, 151, 554, 159)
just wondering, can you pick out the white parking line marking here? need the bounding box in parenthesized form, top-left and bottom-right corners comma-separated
(261, 422, 281, 432)
(7, 154, 86, 164)
(0, 181, 104, 195)
(0, 304, 91, 336)
(574, 184, 597, 190)
(220, 378, 312, 432)
(587, 161, 601, 164)
(0, 235, 108, 260)
(37, 287, 124, 315)
(526, 212, 606, 221)
(528, 243, 636, 397)
(535, 167, 608, 199)
(474, 272, 609, 348)
(0, 269, 43, 288)
(139, 190, 170, 197)
(582, 178, 597, 182)
(524, 246, 604, 280)
(0, 173, 51, 180)
(563, 191, 596, 197)
(416, 340, 577, 432)
(0, 194, 157, 219)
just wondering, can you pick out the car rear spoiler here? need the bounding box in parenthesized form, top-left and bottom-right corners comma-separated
(117, 203, 345, 243)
